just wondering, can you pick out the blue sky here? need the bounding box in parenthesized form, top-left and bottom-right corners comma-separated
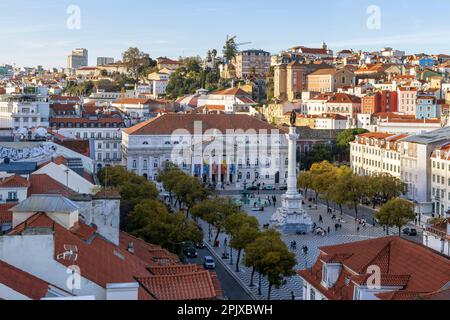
(1, 0, 450, 68)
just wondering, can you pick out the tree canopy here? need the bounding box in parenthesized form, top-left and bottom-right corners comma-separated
(375, 198, 415, 235)
(122, 47, 156, 83)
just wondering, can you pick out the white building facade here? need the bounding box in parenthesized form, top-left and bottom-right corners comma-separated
(122, 114, 289, 188)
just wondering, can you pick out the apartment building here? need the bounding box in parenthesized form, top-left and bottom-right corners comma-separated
(307, 68, 355, 93)
(351, 128, 450, 215)
(430, 144, 450, 217)
(397, 87, 418, 115)
(0, 94, 50, 133)
(305, 93, 361, 118)
(234, 49, 271, 79)
(350, 132, 405, 178)
(67, 48, 88, 70)
(49, 106, 125, 172)
(416, 95, 439, 119)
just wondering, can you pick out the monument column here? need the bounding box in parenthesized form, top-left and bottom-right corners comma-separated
(286, 126, 298, 197)
(270, 110, 314, 234)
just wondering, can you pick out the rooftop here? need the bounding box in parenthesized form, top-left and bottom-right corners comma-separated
(11, 194, 80, 213)
(123, 114, 281, 136)
(298, 236, 450, 300)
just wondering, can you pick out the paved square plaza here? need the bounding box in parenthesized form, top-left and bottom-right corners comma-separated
(201, 192, 391, 300)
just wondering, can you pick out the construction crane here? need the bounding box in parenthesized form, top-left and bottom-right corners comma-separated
(226, 35, 252, 49)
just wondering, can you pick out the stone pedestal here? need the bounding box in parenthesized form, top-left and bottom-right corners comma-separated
(270, 126, 314, 234)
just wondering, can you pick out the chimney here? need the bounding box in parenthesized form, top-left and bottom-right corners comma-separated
(106, 283, 139, 300)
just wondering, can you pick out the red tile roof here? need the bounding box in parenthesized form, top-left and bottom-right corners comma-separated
(0, 259, 50, 300)
(7, 213, 222, 300)
(136, 271, 219, 300)
(112, 98, 152, 105)
(298, 236, 450, 300)
(0, 203, 15, 225)
(210, 88, 250, 96)
(123, 114, 280, 136)
(0, 175, 30, 189)
(56, 140, 91, 158)
(28, 174, 76, 197)
(327, 93, 361, 104)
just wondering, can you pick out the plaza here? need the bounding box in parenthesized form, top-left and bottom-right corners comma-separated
(201, 191, 398, 300)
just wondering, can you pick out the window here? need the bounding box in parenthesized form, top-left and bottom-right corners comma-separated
(7, 192, 17, 201)
(246, 172, 251, 180)
(132, 160, 137, 169)
(310, 288, 316, 300)
(143, 160, 148, 169)
(97, 153, 102, 161)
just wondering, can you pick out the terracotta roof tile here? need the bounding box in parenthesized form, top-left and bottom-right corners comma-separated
(0, 259, 49, 300)
(299, 237, 450, 300)
(0, 175, 30, 188)
(28, 174, 76, 197)
(123, 114, 280, 136)
(0, 203, 15, 225)
(137, 271, 219, 300)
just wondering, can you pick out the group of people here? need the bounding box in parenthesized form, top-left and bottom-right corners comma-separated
(289, 241, 298, 250)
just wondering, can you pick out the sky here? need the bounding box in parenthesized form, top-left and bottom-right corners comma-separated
(1, 0, 450, 68)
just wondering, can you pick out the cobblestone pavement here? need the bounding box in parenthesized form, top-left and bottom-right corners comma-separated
(198, 193, 398, 300)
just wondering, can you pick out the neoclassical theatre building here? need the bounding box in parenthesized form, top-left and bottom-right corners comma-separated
(122, 114, 290, 188)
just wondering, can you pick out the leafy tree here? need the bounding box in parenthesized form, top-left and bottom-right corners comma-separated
(165, 58, 220, 99)
(122, 47, 155, 83)
(330, 166, 353, 215)
(225, 213, 259, 272)
(223, 37, 238, 64)
(128, 200, 202, 255)
(297, 171, 313, 199)
(172, 175, 208, 216)
(370, 174, 408, 205)
(191, 197, 239, 246)
(375, 198, 415, 235)
(310, 161, 335, 204)
(334, 173, 367, 219)
(336, 128, 369, 150)
(98, 166, 158, 227)
(300, 144, 335, 170)
(244, 230, 296, 300)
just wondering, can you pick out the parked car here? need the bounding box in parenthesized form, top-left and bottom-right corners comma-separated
(194, 241, 205, 249)
(262, 186, 275, 191)
(279, 185, 288, 191)
(402, 228, 418, 236)
(183, 247, 198, 258)
(246, 186, 258, 191)
(203, 256, 216, 269)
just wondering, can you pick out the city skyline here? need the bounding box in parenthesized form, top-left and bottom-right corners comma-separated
(2, 0, 450, 68)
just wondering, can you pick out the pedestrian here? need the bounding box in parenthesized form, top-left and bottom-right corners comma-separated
(224, 238, 228, 246)
(357, 226, 360, 233)
(335, 224, 338, 231)
(339, 224, 342, 229)
(319, 215, 323, 223)
(327, 226, 330, 234)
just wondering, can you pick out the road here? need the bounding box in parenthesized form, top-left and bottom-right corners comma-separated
(185, 245, 253, 300)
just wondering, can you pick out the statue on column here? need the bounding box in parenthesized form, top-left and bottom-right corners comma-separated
(290, 110, 297, 127)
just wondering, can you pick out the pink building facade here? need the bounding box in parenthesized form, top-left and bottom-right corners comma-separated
(397, 87, 417, 115)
